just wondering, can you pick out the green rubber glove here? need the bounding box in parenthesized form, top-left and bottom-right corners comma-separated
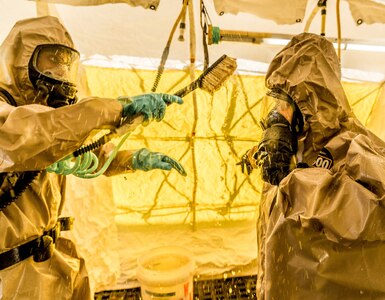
(118, 93, 183, 126)
(132, 148, 187, 176)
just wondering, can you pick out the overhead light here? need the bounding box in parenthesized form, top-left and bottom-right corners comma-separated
(345, 43, 385, 53)
(262, 38, 290, 46)
(332, 42, 347, 50)
(264, 39, 385, 53)
(333, 41, 385, 53)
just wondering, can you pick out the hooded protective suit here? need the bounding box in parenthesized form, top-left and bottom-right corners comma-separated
(0, 16, 130, 300)
(256, 33, 385, 299)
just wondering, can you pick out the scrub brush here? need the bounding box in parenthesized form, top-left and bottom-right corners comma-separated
(174, 54, 237, 97)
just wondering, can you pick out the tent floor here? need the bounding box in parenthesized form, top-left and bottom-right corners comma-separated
(94, 275, 257, 299)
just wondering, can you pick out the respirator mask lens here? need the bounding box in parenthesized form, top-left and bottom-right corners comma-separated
(32, 44, 79, 85)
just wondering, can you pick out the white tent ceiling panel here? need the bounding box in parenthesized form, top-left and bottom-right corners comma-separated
(31, 0, 160, 9)
(212, 0, 308, 25)
(3, 0, 385, 75)
(347, 0, 385, 25)
(212, 0, 385, 26)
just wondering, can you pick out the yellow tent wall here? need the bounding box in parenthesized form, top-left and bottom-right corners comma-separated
(61, 63, 385, 293)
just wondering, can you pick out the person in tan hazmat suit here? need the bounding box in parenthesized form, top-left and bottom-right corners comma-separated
(238, 32, 385, 299)
(0, 16, 186, 299)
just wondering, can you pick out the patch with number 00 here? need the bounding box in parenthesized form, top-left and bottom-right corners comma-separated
(312, 148, 334, 170)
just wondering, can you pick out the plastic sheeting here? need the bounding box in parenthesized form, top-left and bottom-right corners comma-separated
(213, 0, 385, 25)
(212, 0, 307, 25)
(30, 0, 160, 9)
(347, 0, 385, 24)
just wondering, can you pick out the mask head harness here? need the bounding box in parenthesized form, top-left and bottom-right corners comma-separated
(28, 44, 80, 108)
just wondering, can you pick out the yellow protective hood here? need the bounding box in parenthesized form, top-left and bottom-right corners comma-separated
(0, 16, 75, 106)
(265, 32, 354, 164)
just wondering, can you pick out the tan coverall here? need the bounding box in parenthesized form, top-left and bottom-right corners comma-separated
(256, 33, 385, 299)
(0, 16, 136, 300)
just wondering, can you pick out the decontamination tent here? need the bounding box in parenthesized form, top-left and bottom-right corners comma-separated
(1, 0, 385, 297)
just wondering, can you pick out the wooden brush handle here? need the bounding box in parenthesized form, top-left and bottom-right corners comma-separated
(174, 80, 200, 98)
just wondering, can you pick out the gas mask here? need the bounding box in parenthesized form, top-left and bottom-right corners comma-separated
(28, 44, 80, 108)
(238, 89, 304, 185)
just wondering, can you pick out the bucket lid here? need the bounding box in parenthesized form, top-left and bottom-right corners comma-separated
(136, 246, 195, 286)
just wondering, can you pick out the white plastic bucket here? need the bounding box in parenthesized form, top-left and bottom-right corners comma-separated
(136, 246, 194, 300)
